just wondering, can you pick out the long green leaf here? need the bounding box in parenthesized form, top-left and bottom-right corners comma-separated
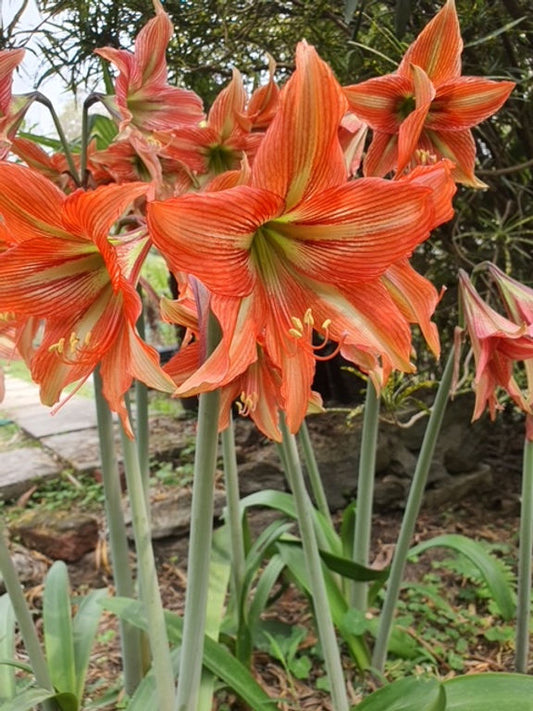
(43, 562, 77, 703)
(198, 525, 232, 711)
(102, 598, 278, 710)
(72, 589, 107, 701)
(0, 595, 15, 701)
(0, 688, 77, 711)
(239, 490, 341, 555)
(409, 534, 515, 620)
(276, 542, 371, 670)
(356, 676, 445, 710)
(443, 673, 533, 710)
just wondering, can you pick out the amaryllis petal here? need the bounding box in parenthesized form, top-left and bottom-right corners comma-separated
(148, 186, 284, 296)
(251, 41, 347, 209)
(207, 68, 247, 139)
(429, 77, 515, 131)
(343, 74, 412, 133)
(0, 238, 105, 317)
(0, 162, 69, 243)
(61, 182, 149, 243)
(398, 160, 456, 227)
(95, 1, 203, 132)
(363, 131, 398, 178)
(489, 263, 533, 325)
(398, 0, 462, 85)
(0, 48, 25, 114)
(425, 127, 486, 188)
(396, 65, 435, 174)
(381, 259, 441, 357)
(274, 180, 435, 284)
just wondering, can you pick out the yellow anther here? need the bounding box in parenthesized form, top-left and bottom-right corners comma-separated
(303, 308, 314, 327)
(84, 331, 92, 346)
(321, 318, 332, 331)
(288, 328, 303, 339)
(291, 316, 303, 332)
(69, 332, 80, 353)
(49, 337, 65, 354)
(237, 391, 258, 417)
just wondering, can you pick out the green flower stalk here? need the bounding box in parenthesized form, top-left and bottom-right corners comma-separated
(279, 414, 350, 711)
(351, 380, 380, 611)
(372, 347, 456, 672)
(175, 313, 221, 711)
(93, 369, 144, 694)
(515, 434, 533, 673)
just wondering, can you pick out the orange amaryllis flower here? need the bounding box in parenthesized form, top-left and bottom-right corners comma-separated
(148, 41, 456, 439)
(458, 270, 533, 433)
(0, 162, 175, 435)
(344, 0, 514, 187)
(157, 68, 268, 180)
(95, 0, 203, 133)
(0, 48, 34, 159)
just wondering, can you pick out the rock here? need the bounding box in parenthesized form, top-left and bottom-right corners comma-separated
(423, 465, 493, 508)
(11, 510, 99, 562)
(0, 448, 60, 501)
(237, 456, 286, 496)
(0, 543, 50, 594)
(123, 488, 227, 540)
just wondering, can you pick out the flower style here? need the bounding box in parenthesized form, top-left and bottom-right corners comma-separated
(0, 162, 176, 435)
(344, 0, 515, 186)
(148, 41, 456, 440)
(95, 0, 203, 133)
(458, 269, 533, 435)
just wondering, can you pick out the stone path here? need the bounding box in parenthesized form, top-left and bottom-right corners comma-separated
(0, 374, 104, 500)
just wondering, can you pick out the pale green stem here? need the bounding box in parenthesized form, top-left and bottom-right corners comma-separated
(0, 519, 57, 711)
(33, 93, 80, 186)
(372, 347, 455, 673)
(93, 369, 143, 694)
(135, 294, 151, 513)
(119, 428, 176, 711)
(221, 414, 246, 602)
(515, 435, 533, 672)
(351, 381, 380, 610)
(279, 414, 349, 711)
(298, 419, 333, 527)
(175, 313, 221, 711)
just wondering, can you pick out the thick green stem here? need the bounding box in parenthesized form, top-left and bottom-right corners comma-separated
(298, 419, 333, 527)
(221, 414, 246, 602)
(279, 414, 349, 711)
(175, 314, 221, 711)
(120, 429, 176, 711)
(93, 370, 143, 694)
(33, 93, 80, 186)
(372, 347, 455, 673)
(351, 381, 380, 610)
(515, 436, 533, 673)
(0, 520, 57, 711)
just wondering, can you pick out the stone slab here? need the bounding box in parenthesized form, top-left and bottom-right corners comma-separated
(1, 375, 97, 437)
(41, 428, 121, 472)
(13, 405, 97, 438)
(0, 447, 60, 501)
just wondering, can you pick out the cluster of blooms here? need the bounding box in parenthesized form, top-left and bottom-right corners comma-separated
(459, 265, 533, 440)
(0, 0, 515, 439)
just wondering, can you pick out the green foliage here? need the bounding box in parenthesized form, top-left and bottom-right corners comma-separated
(357, 673, 533, 711)
(0, 562, 107, 711)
